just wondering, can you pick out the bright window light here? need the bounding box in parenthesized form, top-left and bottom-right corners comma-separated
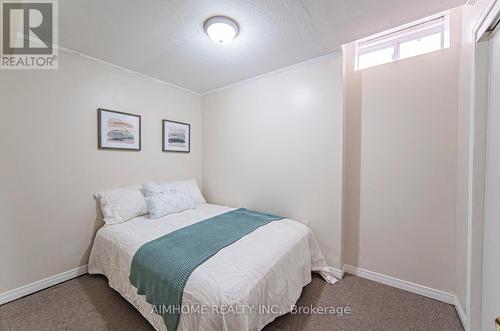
(358, 46, 395, 70)
(355, 13, 450, 70)
(399, 32, 442, 59)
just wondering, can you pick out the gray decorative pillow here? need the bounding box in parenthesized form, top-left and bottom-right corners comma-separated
(145, 190, 195, 219)
(141, 182, 176, 197)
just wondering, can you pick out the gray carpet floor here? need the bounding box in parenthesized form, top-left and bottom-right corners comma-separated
(0, 274, 464, 331)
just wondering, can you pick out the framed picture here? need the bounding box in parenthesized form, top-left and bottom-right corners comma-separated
(98, 108, 141, 151)
(162, 120, 190, 153)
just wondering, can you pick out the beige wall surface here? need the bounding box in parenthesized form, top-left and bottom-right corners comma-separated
(0, 4, 478, 307)
(201, 54, 344, 267)
(342, 9, 462, 293)
(0, 52, 202, 293)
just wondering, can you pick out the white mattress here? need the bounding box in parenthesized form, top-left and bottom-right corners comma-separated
(88, 203, 337, 331)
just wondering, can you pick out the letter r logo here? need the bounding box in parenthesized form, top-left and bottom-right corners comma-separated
(2, 2, 53, 55)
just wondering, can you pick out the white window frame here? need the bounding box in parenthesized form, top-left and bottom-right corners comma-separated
(355, 11, 450, 70)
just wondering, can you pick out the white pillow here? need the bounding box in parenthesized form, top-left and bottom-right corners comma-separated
(95, 186, 148, 225)
(142, 182, 176, 197)
(162, 179, 206, 204)
(145, 190, 195, 219)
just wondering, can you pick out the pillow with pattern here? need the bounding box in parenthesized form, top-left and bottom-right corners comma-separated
(145, 190, 195, 219)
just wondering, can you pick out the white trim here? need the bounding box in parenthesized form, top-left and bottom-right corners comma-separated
(342, 265, 466, 328)
(354, 11, 450, 71)
(466, 21, 479, 331)
(0, 265, 88, 305)
(474, 0, 500, 42)
(0, 263, 466, 328)
(466, 1, 500, 330)
(342, 265, 455, 304)
(201, 51, 343, 96)
(355, 11, 449, 45)
(9, 35, 201, 95)
(455, 297, 467, 328)
(54, 46, 201, 96)
(43, 42, 341, 97)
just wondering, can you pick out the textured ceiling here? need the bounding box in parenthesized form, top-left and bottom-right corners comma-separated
(59, 0, 465, 93)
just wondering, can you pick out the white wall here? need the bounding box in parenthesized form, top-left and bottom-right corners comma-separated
(342, 8, 461, 294)
(0, 51, 202, 293)
(201, 54, 344, 267)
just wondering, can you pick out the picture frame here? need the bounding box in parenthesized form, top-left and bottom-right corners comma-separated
(98, 108, 141, 151)
(162, 120, 190, 153)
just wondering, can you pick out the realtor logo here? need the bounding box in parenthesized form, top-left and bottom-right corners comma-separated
(1, 0, 58, 69)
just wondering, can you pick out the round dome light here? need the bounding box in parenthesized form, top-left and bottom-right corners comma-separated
(204, 16, 239, 45)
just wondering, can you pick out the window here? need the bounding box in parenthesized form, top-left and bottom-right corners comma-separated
(355, 13, 450, 70)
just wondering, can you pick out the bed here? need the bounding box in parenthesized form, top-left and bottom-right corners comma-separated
(88, 203, 337, 331)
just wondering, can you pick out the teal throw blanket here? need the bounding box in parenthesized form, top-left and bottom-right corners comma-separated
(129, 208, 284, 331)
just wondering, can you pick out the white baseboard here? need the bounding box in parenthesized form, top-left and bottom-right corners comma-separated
(1, 263, 343, 305)
(0, 265, 88, 305)
(0, 263, 468, 330)
(454, 297, 467, 330)
(342, 265, 467, 329)
(343, 265, 455, 304)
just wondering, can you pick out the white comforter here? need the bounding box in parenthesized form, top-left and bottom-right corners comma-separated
(88, 203, 337, 331)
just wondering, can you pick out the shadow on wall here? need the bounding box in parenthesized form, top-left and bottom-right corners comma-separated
(342, 43, 362, 268)
(79, 199, 105, 267)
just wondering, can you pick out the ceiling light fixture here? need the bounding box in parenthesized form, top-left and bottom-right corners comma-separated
(204, 16, 239, 45)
